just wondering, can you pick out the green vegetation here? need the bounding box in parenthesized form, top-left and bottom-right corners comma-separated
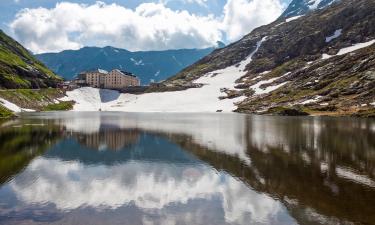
(0, 105, 13, 118)
(0, 29, 61, 89)
(42, 101, 74, 111)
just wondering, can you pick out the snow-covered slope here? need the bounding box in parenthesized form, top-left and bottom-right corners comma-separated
(62, 38, 272, 113)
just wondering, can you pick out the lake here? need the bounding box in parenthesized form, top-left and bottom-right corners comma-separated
(0, 112, 374, 225)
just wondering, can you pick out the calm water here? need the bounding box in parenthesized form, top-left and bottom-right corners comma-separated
(0, 112, 374, 225)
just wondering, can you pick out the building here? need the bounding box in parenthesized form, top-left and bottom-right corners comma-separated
(83, 69, 108, 88)
(105, 69, 140, 89)
(76, 69, 140, 89)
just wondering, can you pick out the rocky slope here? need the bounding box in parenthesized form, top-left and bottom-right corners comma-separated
(0, 30, 61, 89)
(162, 0, 375, 117)
(36, 45, 221, 85)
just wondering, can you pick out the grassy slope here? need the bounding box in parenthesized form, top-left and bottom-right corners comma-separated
(0, 88, 70, 111)
(0, 30, 61, 89)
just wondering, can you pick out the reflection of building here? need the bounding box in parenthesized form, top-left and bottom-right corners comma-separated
(74, 129, 140, 151)
(76, 69, 140, 89)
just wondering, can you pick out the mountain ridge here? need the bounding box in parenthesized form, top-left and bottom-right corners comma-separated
(36, 45, 220, 85)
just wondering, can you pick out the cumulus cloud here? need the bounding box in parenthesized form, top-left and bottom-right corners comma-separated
(10, 0, 284, 53)
(222, 0, 284, 41)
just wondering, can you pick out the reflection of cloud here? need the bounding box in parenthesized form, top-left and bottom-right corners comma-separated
(10, 158, 295, 224)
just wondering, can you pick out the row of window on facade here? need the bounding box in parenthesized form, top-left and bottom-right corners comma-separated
(75, 69, 141, 89)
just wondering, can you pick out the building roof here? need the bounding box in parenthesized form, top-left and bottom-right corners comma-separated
(111, 69, 138, 78)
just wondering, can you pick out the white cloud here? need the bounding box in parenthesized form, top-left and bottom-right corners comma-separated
(10, 0, 284, 53)
(222, 0, 284, 41)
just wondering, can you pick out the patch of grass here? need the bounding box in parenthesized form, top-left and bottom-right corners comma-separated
(0, 105, 13, 118)
(42, 101, 74, 111)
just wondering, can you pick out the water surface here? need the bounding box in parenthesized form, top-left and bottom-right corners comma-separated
(0, 112, 374, 225)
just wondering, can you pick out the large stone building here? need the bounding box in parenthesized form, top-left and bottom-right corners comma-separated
(105, 69, 140, 89)
(83, 69, 108, 88)
(77, 69, 140, 89)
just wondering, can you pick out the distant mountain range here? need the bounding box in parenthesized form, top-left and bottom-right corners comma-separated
(0, 30, 60, 89)
(280, 0, 338, 18)
(36, 44, 224, 85)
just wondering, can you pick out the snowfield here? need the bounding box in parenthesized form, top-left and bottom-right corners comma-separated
(62, 37, 273, 112)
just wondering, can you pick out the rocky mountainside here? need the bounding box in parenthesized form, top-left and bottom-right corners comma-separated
(280, 0, 339, 18)
(162, 0, 375, 117)
(0, 30, 60, 89)
(36, 45, 221, 85)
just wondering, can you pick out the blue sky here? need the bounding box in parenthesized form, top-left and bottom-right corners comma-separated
(0, 0, 291, 53)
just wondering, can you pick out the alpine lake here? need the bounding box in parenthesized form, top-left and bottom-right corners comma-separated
(0, 112, 374, 225)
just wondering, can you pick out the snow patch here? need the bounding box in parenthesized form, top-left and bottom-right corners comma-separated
(0, 97, 35, 112)
(301, 96, 322, 105)
(322, 39, 375, 59)
(308, 0, 324, 9)
(337, 40, 375, 55)
(286, 15, 303, 22)
(250, 77, 288, 95)
(322, 54, 332, 59)
(0, 97, 22, 112)
(130, 58, 144, 66)
(325, 29, 342, 43)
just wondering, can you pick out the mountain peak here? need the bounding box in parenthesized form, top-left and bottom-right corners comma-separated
(280, 0, 339, 18)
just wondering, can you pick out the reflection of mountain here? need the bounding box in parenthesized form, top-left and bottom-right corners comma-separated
(0, 119, 62, 185)
(166, 116, 375, 225)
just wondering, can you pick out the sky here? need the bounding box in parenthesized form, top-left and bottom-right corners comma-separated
(0, 0, 291, 54)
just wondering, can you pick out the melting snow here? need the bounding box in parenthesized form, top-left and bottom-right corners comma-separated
(325, 29, 342, 43)
(301, 96, 322, 105)
(322, 39, 375, 59)
(64, 37, 269, 112)
(250, 76, 288, 96)
(286, 15, 303, 22)
(336, 40, 375, 55)
(0, 97, 35, 112)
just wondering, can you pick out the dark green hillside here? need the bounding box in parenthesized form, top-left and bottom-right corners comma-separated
(0, 30, 61, 89)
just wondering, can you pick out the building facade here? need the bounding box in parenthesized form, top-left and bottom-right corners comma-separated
(104, 69, 140, 89)
(77, 69, 140, 89)
(83, 69, 108, 88)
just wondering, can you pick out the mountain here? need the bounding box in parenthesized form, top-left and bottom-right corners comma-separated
(36, 46, 218, 85)
(0, 30, 60, 89)
(161, 0, 375, 116)
(280, 0, 338, 18)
